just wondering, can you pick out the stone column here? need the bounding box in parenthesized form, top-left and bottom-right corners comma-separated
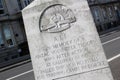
(22, 0, 114, 80)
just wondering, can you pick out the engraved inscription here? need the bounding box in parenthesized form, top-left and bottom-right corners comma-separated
(39, 4, 76, 33)
(54, 68, 113, 80)
(35, 34, 108, 80)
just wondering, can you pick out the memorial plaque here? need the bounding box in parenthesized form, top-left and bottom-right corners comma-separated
(22, 0, 114, 80)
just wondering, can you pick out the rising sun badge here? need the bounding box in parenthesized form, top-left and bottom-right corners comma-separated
(39, 4, 76, 33)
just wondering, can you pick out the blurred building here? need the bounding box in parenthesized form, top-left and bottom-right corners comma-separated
(87, 0, 120, 32)
(0, 0, 33, 68)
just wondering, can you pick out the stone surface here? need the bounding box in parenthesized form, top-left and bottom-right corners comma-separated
(22, 0, 114, 80)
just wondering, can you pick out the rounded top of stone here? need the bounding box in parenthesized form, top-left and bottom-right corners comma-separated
(22, 0, 53, 12)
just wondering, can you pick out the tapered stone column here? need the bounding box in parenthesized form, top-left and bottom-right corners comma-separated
(22, 0, 114, 80)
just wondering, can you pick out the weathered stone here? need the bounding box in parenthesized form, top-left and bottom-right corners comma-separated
(22, 0, 114, 80)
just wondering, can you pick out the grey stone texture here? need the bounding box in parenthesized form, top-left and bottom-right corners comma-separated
(22, 0, 114, 80)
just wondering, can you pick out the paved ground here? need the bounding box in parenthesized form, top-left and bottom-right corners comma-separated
(0, 30, 120, 80)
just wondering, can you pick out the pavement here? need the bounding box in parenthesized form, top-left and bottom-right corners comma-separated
(0, 30, 120, 80)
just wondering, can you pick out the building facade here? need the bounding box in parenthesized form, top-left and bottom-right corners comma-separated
(87, 0, 120, 32)
(0, 0, 33, 68)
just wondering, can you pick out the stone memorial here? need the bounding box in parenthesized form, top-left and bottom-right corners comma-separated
(22, 0, 114, 80)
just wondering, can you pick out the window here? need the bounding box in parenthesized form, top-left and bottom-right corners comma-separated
(0, 28, 4, 48)
(0, 0, 3, 8)
(3, 25, 14, 47)
(102, 8, 107, 19)
(23, 0, 31, 7)
(17, 0, 23, 10)
(114, 6, 120, 19)
(108, 7, 113, 18)
(94, 9, 100, 21)
(90, 0, 95, 2)
(0, 24, 15, 49)
(0, 0, 4, 14)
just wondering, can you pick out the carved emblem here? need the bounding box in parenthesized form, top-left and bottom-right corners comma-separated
(39, 4, 76, 33)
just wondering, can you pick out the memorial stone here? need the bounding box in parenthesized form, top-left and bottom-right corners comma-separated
(22, 0, 114, 80)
